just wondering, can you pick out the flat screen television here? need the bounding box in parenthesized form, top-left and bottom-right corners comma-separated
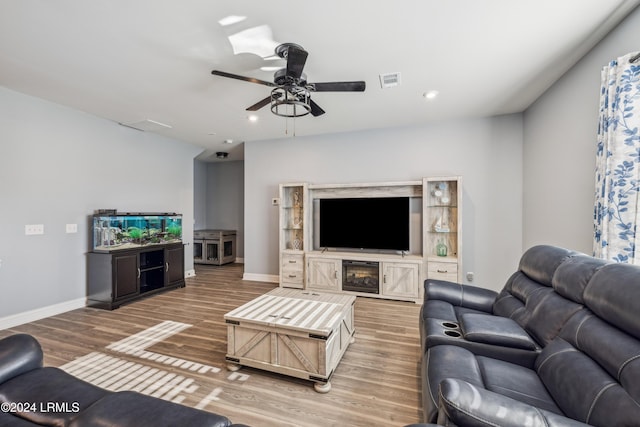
(319, 197, 410, 251)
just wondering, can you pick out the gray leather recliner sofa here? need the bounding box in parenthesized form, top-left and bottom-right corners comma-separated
(418, 245, 640, 426)
(0, 333, 248, 427)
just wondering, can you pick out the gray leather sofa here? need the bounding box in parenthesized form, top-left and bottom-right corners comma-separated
(419, 245, 640, 426)
(0, 334, 248, 427)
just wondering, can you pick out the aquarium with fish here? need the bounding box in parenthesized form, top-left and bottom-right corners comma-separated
(92, 211, 182, 252)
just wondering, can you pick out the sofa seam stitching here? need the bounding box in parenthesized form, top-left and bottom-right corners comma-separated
(536, 347, 577, 372)
(586, 383, 616, 424)
(532, 406, 550, 427)
(438, 387, 501, 427)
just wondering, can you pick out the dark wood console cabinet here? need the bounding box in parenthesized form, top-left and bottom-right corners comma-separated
(88, 243, 185, 309)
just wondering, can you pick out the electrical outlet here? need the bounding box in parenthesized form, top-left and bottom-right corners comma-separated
(272, 198, 280, 206)
(66, 223, 78, 233)
(25, 224, 44, 235)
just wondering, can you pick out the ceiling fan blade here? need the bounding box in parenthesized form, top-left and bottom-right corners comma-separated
(310, 81, 366, 92)
(211, 70, 276, 87)
(309, 99, 326, 117)
(246, 96, 272, 111)
(286, 46, 308, 79)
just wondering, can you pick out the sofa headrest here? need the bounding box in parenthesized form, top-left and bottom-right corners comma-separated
(518, 245, 577, 287)
(0, 334, 43, 385)
(584, 262, 640, 339)
(552, 255, 609, 304)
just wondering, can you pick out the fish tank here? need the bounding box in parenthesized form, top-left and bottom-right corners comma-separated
(92, 211, 182, 252)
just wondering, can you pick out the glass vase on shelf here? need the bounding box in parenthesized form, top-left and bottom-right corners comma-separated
(436, 239, 448, 257)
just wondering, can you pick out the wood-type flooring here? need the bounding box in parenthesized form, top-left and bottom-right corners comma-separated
(1, 264, 423, 426)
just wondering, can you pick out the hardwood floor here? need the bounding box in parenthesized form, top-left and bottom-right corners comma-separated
(1, 264, 424, 426)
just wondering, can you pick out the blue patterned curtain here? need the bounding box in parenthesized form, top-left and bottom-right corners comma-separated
(594, 52, 640, 262)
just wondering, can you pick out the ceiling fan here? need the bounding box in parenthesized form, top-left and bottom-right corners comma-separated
(211, 43, 366, 117)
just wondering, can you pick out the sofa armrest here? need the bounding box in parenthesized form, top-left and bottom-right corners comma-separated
(0, 334, 43, 385)
(459, 313, 539, 350)
(424, 280, 498, 312)
(437, 379, 590, 427)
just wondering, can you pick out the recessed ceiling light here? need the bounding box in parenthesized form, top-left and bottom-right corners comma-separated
(218, 15, 246, 26)
(248, 115, 259, 122)
(424, 90, 439, 100)
(224, 139, 233, 144)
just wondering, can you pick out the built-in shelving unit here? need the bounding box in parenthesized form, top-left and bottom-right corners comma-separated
(277, 177, 462, 303)
(278, 183, 309, 289)
(423, 177, 462, 283)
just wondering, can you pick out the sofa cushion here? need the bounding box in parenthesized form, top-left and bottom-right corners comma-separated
(0, 367, 108, 426)
(423, 345, 559, 423)
(551, 255, 608, 304)
(459, 313, 538, 350)
(476, 355, 560, 414)
(68, 391, 232, 427)
(584, 262, 640, 340)
(535, 336, 640, 427)
(437, 379, 591, 427)
(517, 245, 576, 286)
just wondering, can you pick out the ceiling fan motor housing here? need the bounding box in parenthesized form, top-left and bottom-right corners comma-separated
(274, 68, 307, 86)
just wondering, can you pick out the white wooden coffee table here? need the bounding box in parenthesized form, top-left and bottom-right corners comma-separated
(224, 288, 356, 392)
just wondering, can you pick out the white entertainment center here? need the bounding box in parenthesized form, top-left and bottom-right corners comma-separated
(278, 177, 462, 303)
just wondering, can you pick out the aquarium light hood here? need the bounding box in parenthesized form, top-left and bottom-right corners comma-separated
(119, 119, 172, 132)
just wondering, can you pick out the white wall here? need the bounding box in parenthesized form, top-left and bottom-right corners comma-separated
(0, 87, 201, 326)
(193, 160, 208, 230)
(201, 161, 245, 259)
(523, 6, 640, 254)
(244, 115, 524, 291)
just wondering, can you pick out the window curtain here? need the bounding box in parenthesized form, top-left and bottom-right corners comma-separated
(594, 52, 640, 262)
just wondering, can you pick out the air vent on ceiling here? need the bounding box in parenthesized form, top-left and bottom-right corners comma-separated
(379, 72, 401, 89)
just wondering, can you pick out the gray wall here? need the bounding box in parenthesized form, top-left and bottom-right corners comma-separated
(523, 6, 640, 254)
(0, 87, 201, 324)
(244, 115, 524, 291)
(193, 160, 245, 259)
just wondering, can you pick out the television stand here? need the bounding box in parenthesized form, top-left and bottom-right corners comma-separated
(305, 251, 421, 303)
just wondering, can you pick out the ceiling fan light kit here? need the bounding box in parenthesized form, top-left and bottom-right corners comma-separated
(270, 86, 311, 117)
(211, 42, 365, 119)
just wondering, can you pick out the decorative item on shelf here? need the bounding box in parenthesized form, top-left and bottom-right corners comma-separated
(432, 182, 450, 205)
(292, 238, 302, 250)
(433, 216, 450, 233)
(292, 216, 303, 229)
(436, 239, 448, 257)
(293, 191, 301, 207)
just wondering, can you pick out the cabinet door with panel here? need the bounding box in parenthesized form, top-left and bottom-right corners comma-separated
(381, 262, 420, 299)
(306, 257, 341, 291)
(113, 252, 139, 300)
(165, 244, 185, 287)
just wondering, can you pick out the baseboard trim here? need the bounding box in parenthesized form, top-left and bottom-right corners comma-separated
(185, 269, 196, 278)
(0, 298, 86, 330)
(242, 273, 279, 283)
(235, 257, 245, 264)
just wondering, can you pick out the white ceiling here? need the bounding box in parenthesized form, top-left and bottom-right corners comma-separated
(1, 0, 638, 162)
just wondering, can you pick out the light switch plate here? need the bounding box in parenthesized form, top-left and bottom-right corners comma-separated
(66, 223, 78, 233)
(25, 224, 44, 235)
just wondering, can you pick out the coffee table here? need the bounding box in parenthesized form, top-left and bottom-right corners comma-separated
(224, 288, 356, 392)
